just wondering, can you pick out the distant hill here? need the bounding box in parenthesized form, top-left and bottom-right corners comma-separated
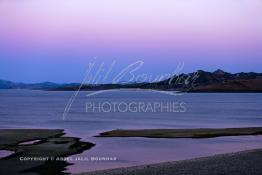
(0, 79, 16, 89)
(0, 79, 79, 90)
(150, 69, 262, 92)
(1, 69, 262, 92)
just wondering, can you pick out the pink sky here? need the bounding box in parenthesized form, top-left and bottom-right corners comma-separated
(0, 0, 261, 82)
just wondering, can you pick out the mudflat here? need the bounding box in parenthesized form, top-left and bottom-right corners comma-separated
(0, 129, 95, 175)
(97, 127, 262, 138)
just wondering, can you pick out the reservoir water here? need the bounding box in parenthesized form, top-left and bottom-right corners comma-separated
(0, 89, 262, 173)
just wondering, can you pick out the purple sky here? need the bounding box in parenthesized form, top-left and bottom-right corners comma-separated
(0, 0, 261, 83)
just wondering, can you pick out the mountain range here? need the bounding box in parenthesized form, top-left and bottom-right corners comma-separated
(1, 69, 262, 92)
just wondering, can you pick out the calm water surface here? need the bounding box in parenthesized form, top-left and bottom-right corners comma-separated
(0, 89, 262, 173)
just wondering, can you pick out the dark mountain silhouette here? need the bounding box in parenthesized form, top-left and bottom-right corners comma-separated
(1, 69, 262, 92)
(151, 69, 262, 92)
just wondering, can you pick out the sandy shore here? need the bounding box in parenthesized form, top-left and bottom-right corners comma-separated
(0, 129, 95, 175)
(97, 127, 262, 138)
(76, 149, 262, 175)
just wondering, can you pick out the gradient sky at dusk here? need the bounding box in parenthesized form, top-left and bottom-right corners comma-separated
(0, 0, 261, 83)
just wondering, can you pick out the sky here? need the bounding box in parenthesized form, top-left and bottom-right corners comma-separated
(0, 0, 261, 83)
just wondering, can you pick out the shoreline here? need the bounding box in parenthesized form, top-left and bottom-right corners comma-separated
(76, 148, 262, 175)
(2, 128, 262, 174)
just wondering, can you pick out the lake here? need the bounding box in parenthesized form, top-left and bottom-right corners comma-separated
(0, 89, 262, 173)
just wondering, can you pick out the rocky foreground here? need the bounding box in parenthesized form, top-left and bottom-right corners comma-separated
(76, 149, 262, 175)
